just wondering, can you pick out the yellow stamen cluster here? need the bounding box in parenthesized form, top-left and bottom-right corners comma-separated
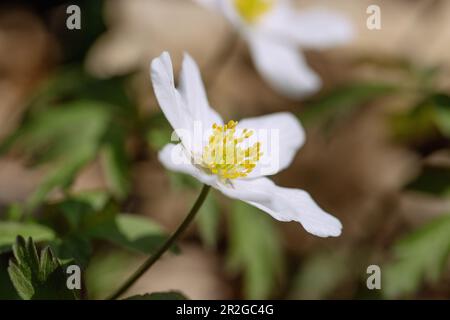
(202, 120, 262, 180)
(234, 0, 275, 23)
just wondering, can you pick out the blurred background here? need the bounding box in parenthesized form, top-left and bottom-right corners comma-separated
(0, 0, 449, 300)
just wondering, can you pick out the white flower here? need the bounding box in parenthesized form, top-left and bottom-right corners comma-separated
(193, 0, 354, 99)
(151, 51, 342, 237)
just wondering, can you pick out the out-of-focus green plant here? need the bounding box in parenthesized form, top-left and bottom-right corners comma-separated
(227, 201, 285, 299)
(0, 222, 55, 254)
(294, 62, 450, 299)
(391, 93, 450, 154)
(383, 214, 450, 298)
(384, 89, 450, 298)
(289, 250, 354, 300)
(0, 0, 190, 300)
(43, 191, 173, 265)
(0, 191, 173, 299)
(0, 66, 145, 209)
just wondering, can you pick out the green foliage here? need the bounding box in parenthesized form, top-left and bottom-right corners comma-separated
(50, 235, 92, 268)
(3, 102, 110, 164)
(45, 191, 114, 233)
(0, 64, 142, 208)
(197, 192, 221, 249)
(146, 112, 172, 150)
(167, 172, 222, 249)
(383, 214, 450, 298)
(1, 2, 447, 300)
(0, 102, 112, 209)
(227, 201, 284, 299)
(7, 236, 78, 300)
(85, 250, 137, 299)
(391, 93, 450, 145)
(124, 291, 187, 300)
(0, 222, 55, 254)
(0, 255, 20, 299)
(87, 214, 172, 255)
(42, 192, 172, 264)
(29, 65, 134, 114)
(388, 91, 450, 298)
(289, 250, 354, 299)
(101, 126, 130, 199)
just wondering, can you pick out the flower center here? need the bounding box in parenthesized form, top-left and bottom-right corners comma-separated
(202, 120, 262, 180)
(234, 0, 275, 23)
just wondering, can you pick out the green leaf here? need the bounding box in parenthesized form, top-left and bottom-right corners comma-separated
(405, 165, 450, 196)
(8, 261, 34, 300)
(124, 291, 187, 300)
(197, 192, 221, 249)
(0, 254, 20, 299)
(7, 236, 77, 300)
(41, 191, 113, 235)
(87, 214, 172, 255)
(146, 112, 172, 151)
(391, 93, 450, 146)
(49, 235, 92, 268)
(27, 152, 94, 210)
(383, 214, 450, 298)
(29, 65, 133, 113)
(84, 250, 137, 299)
(45, 194, 169, 256)
(227, 201, 284, 299)
(1, 102, 110, 163)
(301, 82, 396, 126)
(289, 250, 353, 299)
(5, 203, 24, 221)
(432, 94, 450, 136)
(147, 127, 172, 150)
(101, 125, 130, 200)
(0, 101, 112, 209)
(0, 222, 55, 253)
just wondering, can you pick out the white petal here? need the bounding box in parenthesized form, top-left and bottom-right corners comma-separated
(214, 0, 244, 28)
(262, 6, 354, 49)
(192, 0, 220, 11)
(218, 177, 342, 237)
(237, 112, 304, 177)
(151, 52, 193, 133)
(158, 143, 218, 186)
(245, 31, 321, 99)
(178, 52, 223, 127)
(151, 52, 223, 154)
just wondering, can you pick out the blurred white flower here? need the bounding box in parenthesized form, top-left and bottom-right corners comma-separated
(193, 0, 354, 99)
(151, 51, 342, 237)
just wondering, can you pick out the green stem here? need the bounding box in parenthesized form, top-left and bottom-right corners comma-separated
(107, 184, 211, 300)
